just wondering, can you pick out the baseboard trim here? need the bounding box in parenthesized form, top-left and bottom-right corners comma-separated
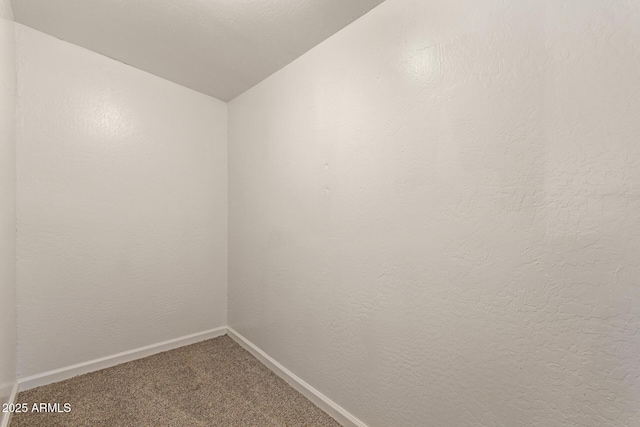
(227, 327, 367, 427)
(18, 326, 227, 392)
(14, 326, 365, 427)
(0, 382, 19, 427)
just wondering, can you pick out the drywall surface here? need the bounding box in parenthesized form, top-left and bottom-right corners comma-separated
(0, 0, 12, 20)
(228, 1, 640, 426)
(16, 24, 227, 378)
(0, 0, 16, 410)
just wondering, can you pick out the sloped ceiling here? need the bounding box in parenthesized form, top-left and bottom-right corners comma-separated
(11, 0, 384, 101)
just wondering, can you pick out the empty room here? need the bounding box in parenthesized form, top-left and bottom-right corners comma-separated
(1, 0, 639, 426)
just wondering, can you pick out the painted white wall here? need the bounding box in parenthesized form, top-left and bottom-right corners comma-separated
(0, 0, 16, 413)
(228, 1, 640, 426)
(0, 0, 12, 20)
(15, 24, 228, 378)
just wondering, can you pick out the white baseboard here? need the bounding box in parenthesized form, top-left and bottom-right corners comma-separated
(227, 327, 367, 427)
(13, 326, 364, 427)
(0, 382, 19, 427)
(18, 326, 227, 392)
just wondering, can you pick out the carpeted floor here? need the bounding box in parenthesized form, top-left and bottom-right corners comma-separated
(11, 335, 339, 426)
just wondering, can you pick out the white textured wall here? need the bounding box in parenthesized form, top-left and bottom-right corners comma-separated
(0, 0, 12, 20)
(0, 0, 16, 411)
(229, 1, 640, 426)
(16, 25, 228, 378)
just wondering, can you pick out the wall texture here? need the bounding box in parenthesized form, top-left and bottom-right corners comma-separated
(16, 25, 228, 378)
(0, 0, 12, 20)
(228, 1, 640, 426)
(0, 0, 16, 412)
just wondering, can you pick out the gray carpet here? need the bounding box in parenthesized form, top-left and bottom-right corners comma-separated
(11, 335, 340, 426)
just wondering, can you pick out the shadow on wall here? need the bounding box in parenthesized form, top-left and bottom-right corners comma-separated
(0, 1, 17, 416)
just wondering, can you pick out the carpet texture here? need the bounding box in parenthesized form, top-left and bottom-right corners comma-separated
(11, 335, 340, 426)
